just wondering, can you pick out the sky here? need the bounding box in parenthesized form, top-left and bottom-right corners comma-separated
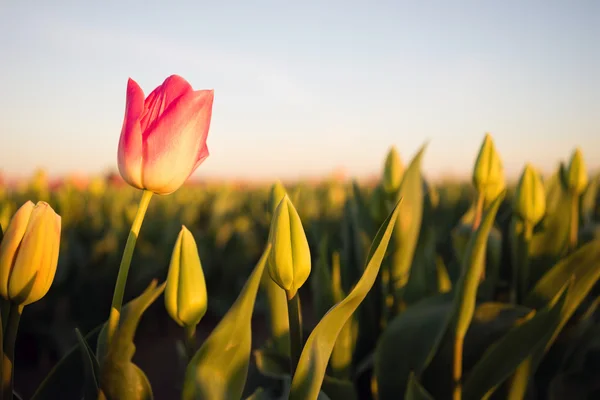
(0, 0, 598, 182)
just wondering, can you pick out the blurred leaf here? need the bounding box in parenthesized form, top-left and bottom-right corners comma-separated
(31, 325, 102, 400)
(529, 175, 572, 284)
(182, 245, 271, 400)
(75, 328, 100, 399)
(453, 193, 504, 339)
(99, 280, 165, 400)
(463, 281, 570, 400)
(525, 238, 600, 350)
(405, 373, 434, 400)
(289, 200, 401, 400)
(582, 175, 599, 226)
(375, 294, 452, 399)
(254, 347, 357, 400)
(389, 144, 426, 308)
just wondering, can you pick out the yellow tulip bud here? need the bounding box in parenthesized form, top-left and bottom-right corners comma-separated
(514, 164, 546, 225)
(268, 180, 288, 215)
(566, 148, 588, 195)
(383, 146, 404, 195)
(165, 226, 208, 328)
(473, 133, 506, 202)
(267, 196, 311, 299)
(0, 201, 61, 306)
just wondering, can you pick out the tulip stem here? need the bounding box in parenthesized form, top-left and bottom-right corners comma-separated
(286, 292, 303, 378)
(184, 325, 197, 360)
(453, 334, 464, 400)
(107, 190, 153, 346)
(2, 303, 22, 400)
(472, 192, 485, 232)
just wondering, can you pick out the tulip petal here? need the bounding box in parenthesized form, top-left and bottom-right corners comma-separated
(0, 201, 35, 300)
(118, 78, 145, 189)
(141, 89, 213, 194)
(187, 143, 210, 181)
(27, 212, 61, 305)
(9, 203, 55, 304)
(140, 75, 193, 133)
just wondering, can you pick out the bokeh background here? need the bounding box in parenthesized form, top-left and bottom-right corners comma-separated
(0, 1, 598, 398)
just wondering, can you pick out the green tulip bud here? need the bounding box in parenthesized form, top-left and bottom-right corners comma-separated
(268, 180, 288, 215)
(0, 201, 61, 306)
(382, 146, 404, 194)
(566, 148, 588, 195)
(165, 226, 208, 328)
(473, 133, 506, 202)
(267, 195, 311, 299)
(514, 164, 546, 225)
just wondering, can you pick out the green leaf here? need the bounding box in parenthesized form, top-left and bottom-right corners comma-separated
(75, 328, 100, 399)
(524, 238, 600, 350)
(289, 200, 401, 400)
(389, 144, 426, 307)
(463, 281, 570, 400)
(99, 280, 165, 400)
(528, 175, 572, 284)
(31, 325, 102, 400)
(405, 373, 434, 400)
(182, 244, 271, 400)
(375, 294, 452, 399)
(453, 192, 504, 339)
(253, 347, 358, 400)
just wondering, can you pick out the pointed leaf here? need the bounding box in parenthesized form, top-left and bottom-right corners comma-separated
(389, 144, 426, 300)
(375, 294, 453, 399)
(289, 200, 401, 400)
(525, 238, 600, 349)
(405, 373, 434, 400)
(182, 245, 271, 400)
(463, 281, 570, 400)
(99, 280, 165, 400)
(75, 328, 100, 399)
(453, 192, 504, 339)
(31, 325, 102, 400)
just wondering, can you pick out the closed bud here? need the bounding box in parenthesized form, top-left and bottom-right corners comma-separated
(514, 164, 546, 225)
(0, 201, 61, 306)
(566, 148, 588, 195)
(473, 133, 506, 202)
(165, 226, 208, 328)
(268, 180, 288, 215)
(382, 146, 404, 194)
(267, 196, 311, 299)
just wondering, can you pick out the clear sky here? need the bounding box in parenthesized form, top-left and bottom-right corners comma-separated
(0, 0, 598, 182)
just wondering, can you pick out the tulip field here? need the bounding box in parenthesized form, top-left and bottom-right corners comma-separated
(0, 75, 599, 400)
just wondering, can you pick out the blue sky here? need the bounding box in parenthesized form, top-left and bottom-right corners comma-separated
(0, 0, 598, 181)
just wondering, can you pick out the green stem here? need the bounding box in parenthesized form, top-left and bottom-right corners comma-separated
(184, 325, 197, 360)
(286, 292, 303, 377)
(569, 193, 579, 251)
(518, 222, 533, 304)
(2, 303, 22, 400)
(453, 335, 464, 400)
(472, 192, 485, 232)
(107, 190, 153, 346)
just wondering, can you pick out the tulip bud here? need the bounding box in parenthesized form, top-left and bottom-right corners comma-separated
(566, 148, 588, 195)
(267, 196, 311, 299)
(473, 133, 506, 202)
(382, 146, 404, 195)
(165, 226, 208, 328)
(514, 164, 546, 225)
(268, 180, 288, 215)
(0, 201, 61, 306)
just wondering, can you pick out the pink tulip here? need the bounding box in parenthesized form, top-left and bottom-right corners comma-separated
(118, 75, 214, 195)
